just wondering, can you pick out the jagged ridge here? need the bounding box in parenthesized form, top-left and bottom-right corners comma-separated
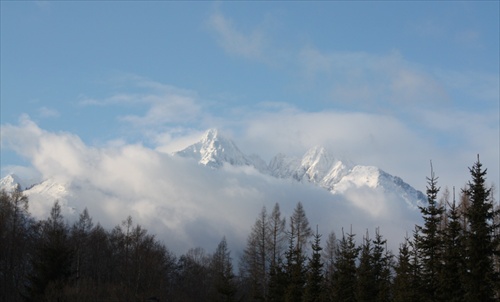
(174, 129, 426, 208)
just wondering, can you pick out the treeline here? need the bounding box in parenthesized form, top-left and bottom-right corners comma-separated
(0, 157, 499, 302)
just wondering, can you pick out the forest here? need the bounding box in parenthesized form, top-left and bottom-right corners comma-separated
(0, 157, 499, 302)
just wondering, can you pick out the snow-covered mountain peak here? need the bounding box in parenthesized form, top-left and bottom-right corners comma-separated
(302, 146, 332, 166)
(0, 174, 23, 192)
(175, 129, 266, 171)
(200, 128, 219, 144)
(0, 173, 41, 192)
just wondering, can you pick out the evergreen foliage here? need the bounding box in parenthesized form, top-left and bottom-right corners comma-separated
(283, 219, 306, 302)
(463, 156, 497, 301)
(211, 237, 237, 302)
(371, 228, 393, 302)
(303, 226, 324, 302)
(356, 232, 375, 302)
(333, 229, 359, 302)
(438, 187, 466, 302)
(417, 163, 444, 301)
(321, 231, 338, 302)
(393, 236, 414, 302)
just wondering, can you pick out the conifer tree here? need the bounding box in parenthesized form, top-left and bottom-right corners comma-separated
(371, 228, 393, 302)
(356, 231, 375, 302)
(267, 257, 287, 302)
(438, 187, 466, 302)
(284, 220, 307, 302)
(463, 155, 497, 302)
(409, 227, 424, 302)
(303, 226, 324, 302)
(333, 228, 359, 302)
(211, 237, 237, 302)
(393, 236, 414, 302)
(417, 163, 444, 302)
(493, 190, 500, 298)
(321, 231, 337, 302)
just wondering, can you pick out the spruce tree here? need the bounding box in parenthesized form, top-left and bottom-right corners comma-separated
(393, 236, 414, 302)
(303, 226, 324, 302)
(321, 231, 337, 302)
(463, 155, 497, 302)
(371, 228, 393, 302)
(417, 163, 444, 302)
(281, 202, 313, 302)
(333, 229, 359, 302)
(356, 231, 375, 302)
(438, 187, 466, 302)
(409, 227, 424, 302)
(268, 257, 287, 302)
(211, 237, 237, 302)
(284, 221, 306, 302)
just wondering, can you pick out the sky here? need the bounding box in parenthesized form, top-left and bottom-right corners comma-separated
(1, 2, 499, 252)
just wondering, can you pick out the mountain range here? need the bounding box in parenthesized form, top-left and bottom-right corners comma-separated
(1, 129, 426, 212)
(175, 129, 426, 209)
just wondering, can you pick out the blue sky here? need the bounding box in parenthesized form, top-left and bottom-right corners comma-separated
(1, 1, 499, 195)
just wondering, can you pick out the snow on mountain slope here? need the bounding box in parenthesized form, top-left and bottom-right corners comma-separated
(0, 175, 74, 218)
(334, 166, 426, 210)
(269, 146, 354, 188)
(0, 174, 23, 192)
(26, 179, 75, 216)
(175, 129, 268, 172)
(0, 173, 41, 192)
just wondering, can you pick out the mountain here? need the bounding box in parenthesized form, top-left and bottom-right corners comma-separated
(0, 174, 23, 192)
(174, 131, 426, 208)
(175, 129, 268, 172)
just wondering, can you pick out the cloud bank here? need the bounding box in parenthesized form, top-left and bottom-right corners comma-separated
(1, 117, 426, 255)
